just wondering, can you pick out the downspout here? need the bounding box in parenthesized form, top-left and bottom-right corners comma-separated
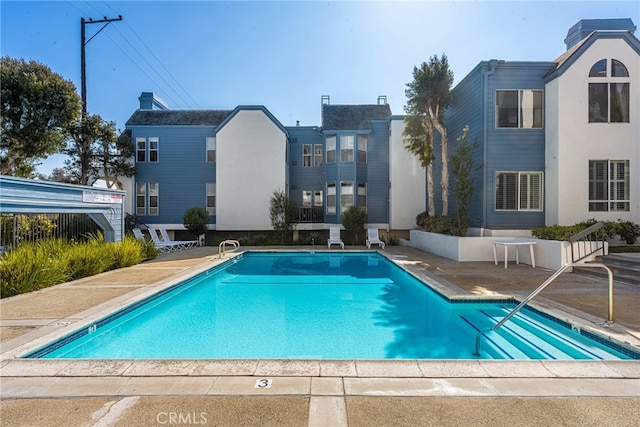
(482, 60, 498, 233)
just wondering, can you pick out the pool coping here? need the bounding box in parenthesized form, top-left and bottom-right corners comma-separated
(1, 249, 639, 400)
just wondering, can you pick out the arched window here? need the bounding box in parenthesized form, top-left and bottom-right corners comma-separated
(588, 59, 630, 123)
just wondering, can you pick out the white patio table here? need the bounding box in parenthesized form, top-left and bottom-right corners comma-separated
(491, 238, 537, 269)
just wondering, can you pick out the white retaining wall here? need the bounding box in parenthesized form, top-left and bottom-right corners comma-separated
(407, 230, 607, 270)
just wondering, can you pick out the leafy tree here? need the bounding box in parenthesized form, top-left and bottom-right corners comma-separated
(403, 54, 454, 216)
(269, 189, 298, 243)
(63, 114, 134, 187)
(1, 57, 81, 177)
(450, 126, 480, 236)
(183, 206, 209, 243)
(38, 168, 75, 183)
(342, 206, 367, 245)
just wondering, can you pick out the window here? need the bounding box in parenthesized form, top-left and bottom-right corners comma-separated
(588, 59, 630, 123)
(206, 183, 216, 215)
(149, 137, 159, 162)
(326, 182, 336, 214)
(314, 190, 323, 207)
(495, 172, 543, 211)
(326, 136, 336, 163)
(357, 135, 367, 163)
(314, 144, 323, 166)
(206, 137, 216, 162)
(340, 181, 354, 212)
(303, 144, 312, 167)
(148, 182, 159, 215)
(302, 190, 312, 207)
(357, 182, 367, 209)
(340, 135, 354, 162)
(136, 138, 146, 162)
(496, 90, 543, 128)
(136, 182, 146, 215)
(589, 160, 630, 211)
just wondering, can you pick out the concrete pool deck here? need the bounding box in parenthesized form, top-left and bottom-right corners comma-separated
(1, 245, 639, 426)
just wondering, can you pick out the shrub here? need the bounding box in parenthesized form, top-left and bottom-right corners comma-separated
(0, 240, 70, 298)
(415, 211, 467, 236)
(615, 220, 640, 244)
(342, 206, 367, 244)
(183, 206, 209, 240)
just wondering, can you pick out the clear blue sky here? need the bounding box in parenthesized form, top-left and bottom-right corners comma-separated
(2, 0, 639, 174)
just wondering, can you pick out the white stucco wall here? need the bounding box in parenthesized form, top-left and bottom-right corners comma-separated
(216, 109, 287, 230)
(546, 37, 640, 225)
(389, 118, 426, 230)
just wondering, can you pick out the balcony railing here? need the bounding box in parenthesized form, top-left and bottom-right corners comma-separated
(298, 207, 324, 223)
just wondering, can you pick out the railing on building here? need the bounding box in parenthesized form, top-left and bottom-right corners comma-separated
(0, 213, 100, 252)
(298, 207, 324, 223)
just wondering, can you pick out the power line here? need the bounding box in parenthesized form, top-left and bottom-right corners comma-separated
(100, 1, 200, 108)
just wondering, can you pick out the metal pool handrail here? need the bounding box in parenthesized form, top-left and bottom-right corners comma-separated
(473, 262, 614, 357)
(218, 240, 240, 258)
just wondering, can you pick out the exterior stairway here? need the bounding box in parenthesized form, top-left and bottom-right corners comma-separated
(574, 253, 640, 285)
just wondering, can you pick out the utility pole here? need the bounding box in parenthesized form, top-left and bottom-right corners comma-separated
(81, 15, 122, 116)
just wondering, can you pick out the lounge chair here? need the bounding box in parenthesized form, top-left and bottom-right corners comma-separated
(158, 228, 199, 250)
(366, 228, 386, 249)
(147, 227, 183, 252)
(327, 225, 344, 249)
(131, 227, 146, 242)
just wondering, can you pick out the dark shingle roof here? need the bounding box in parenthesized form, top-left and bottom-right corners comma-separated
(322, 104, 392, 130)
(125, 110, 233, 126)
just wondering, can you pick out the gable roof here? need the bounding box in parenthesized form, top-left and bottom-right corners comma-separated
(214, 105, 289, 137)
(322, 104, 392, 130)
(125, 110, 233, 126)
(545, 30, 640, 82)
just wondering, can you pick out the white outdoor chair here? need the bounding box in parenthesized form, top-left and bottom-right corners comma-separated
(327, 225, 344, 249)
(147, 227, 183, 252)
(158, 228, 198, 250)
(131, 227, 146, 242)
(366, 228, 386, 249)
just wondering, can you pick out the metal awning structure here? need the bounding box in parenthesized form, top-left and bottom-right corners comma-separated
(0, 175, 126, 242)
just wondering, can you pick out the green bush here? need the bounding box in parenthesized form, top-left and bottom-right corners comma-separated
(342, 206, 367, 244)
(614, 220, 640, 244)
(532, 219, 639, 243)
(183, 206, 209, 240)
(416, 211, 467, 237)
(0, 235, 155, 299)
(0, 240, 70, 298)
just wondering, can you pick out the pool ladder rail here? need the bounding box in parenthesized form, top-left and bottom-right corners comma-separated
(473, 261, 614, 357)
(218, 240, 240, 258)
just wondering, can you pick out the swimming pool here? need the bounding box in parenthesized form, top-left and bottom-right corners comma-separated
(25, 252, 636, 360)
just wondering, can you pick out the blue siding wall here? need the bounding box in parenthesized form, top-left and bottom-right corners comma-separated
(442, 64, 486, 226)
(288, 127, 323, 207)
(440, 61, 554, 229)
(366, 120, 390, 223)
(132, 125, 216, 225)
(484, 62, 552, 228)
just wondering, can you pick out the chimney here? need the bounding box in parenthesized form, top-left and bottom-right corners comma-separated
(377, 95, 387, 105)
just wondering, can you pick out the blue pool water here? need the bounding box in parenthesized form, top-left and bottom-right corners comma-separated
(28, 252, 635, 360)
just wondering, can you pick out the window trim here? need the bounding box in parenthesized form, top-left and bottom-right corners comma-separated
(588, 59, 630, 123)
(589, 160, 630, 212)
(206, 137, 216, 163)
(206, 182, 216, 215)
(495, 89, 544, 129)
(357, 182, 367, 211)
(495, 171, 543, 212)
(148, 137, 159, 163)
(135, 182, 146, 215)
(357, 135, 367, 163)
(302, 144, 312, 167)
(340, 135, 354, 162)
(326, 182, 336, 215)
(136, 138, 146, 163)
(340, 181, 354, 213)
(326, 136, 336, 163)
(148, 182, 159, 216)
(314, 144, 323, 167)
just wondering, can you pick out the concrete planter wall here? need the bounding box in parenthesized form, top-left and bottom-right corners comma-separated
(407, 230, 607, 270)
